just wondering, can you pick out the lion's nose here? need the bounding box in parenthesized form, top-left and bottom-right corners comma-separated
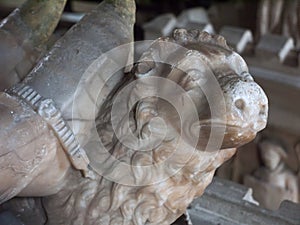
(234, 97, 267, 117)
(225, 79, 268, 131)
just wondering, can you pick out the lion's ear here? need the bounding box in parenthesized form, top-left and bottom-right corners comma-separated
(134, 96, 180, 151)
(134, 99, 158, 137)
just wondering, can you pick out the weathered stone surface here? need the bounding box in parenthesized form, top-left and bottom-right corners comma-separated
(219, 26, 253, 53)
(255, 34, 294, 62)
(143, 13, 177, 39)
(188, 178, 300, 225)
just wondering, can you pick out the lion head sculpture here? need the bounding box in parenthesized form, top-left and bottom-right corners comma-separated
(41, 29, 268, 225)
(0, 0, 268, 222)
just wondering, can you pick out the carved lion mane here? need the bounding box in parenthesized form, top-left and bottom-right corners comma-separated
(43, 30, 237, 225)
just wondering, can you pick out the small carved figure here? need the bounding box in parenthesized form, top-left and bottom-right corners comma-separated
(244, 138, 299, 210)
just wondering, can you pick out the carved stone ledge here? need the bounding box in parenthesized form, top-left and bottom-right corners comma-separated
(188, 178, 300, 225)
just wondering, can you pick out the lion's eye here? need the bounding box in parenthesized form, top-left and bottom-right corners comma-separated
(240, 71, 254, 82)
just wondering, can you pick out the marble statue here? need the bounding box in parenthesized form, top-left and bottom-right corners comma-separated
(244, 138, 299, 210)
(0, 0, 268, 224)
